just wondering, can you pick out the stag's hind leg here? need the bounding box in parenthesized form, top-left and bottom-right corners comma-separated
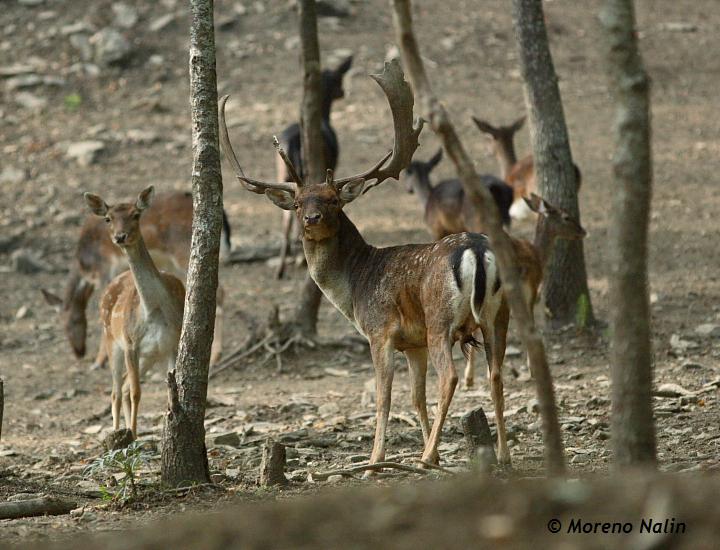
(483, 301, 511, 465)
(404, 348, 431, 444)
(423, 334, 458, 466)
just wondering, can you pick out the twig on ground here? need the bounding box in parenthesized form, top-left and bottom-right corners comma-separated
(311, 461, 434, 480)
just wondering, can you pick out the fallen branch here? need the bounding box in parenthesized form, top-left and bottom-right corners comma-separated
(311, 461, 433, 480)
(227, 243, 295, 264)
(0, 496, 77, 520)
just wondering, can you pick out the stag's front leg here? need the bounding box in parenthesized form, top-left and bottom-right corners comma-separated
(423, 335, 458, 465)
(366, 338, 395, 476)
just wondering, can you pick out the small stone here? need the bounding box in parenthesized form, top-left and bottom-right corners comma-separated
(5, 74, 43, 90)
(61, 22, 93, 36)
(112, 3, 139, 29)
(284, 35, 300, 51)
(70, 33, 93, 62)
(327, 474, 343, 483)
(15, 305, 30, 320)
(15, 91, 47, 110)
(527, 398, 540, 414)
(570, 453, 590, 464)
(66, 140, 105, 166)
(83, 424, 103, 435)
(11, 249, 50, 274)
(654, 383, 695, 398)
(211, 431, 241, 447)
(681, 361, 704, 370)
(90, 28, 132, 67)
(659, 22, 698, 33)
(505, 345, 522, 358)
(0, 165, 26, 184)
(318, 402, 341, 418)
(125, 129, 160, 144)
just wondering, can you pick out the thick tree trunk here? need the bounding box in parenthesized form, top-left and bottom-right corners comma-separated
(292, 0, 327, 336)
(161, 0, 223, 486)
(511, 0, 594, 329)
(601, 0, 656, 467)
(391, 0, 565, 475)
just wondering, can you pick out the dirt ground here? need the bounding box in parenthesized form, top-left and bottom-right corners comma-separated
(1, 0, 719, 545)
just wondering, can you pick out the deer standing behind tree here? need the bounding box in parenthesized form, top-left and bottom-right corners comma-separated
(276, 55, 353, 278)
(220, 60, 517, 468)
(462, 193, 586, 388)
(403, 148, 513, 239)
(83, 187, 185, 438)
(472, 116, 582, 220)
(41, 191, 228, 370)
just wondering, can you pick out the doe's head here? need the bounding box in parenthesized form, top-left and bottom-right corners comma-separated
(403, 148, 443, 194)
(83, 186, 155, 248)
(322, 55, 353, 102)
(265, 172, 365, 241)
(524, 193, 586, 240)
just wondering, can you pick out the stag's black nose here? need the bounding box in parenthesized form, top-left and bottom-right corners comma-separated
(304, 213, 322, 225)
(114, 233, 128, 244)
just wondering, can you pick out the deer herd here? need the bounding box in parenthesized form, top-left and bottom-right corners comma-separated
(41, 58, 585, 474)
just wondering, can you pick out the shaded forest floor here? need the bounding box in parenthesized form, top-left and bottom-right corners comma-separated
(1, 0, 719, 544)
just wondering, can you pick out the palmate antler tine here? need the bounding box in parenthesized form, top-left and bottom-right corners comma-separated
(218, 95, 297, 194)
(333, 59, 424, 192)
(272, 136, 303, 187)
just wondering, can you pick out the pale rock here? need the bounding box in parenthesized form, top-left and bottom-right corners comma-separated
(0, 165, 26, 184)
(149, 13, 176, 32)
(15, 91, 47, 110)
(90, 28, 132, 66)
(318, 402, 341, 418)
(66, 140, 105, 166)
(70, 33, 93, 62)
(695, 324, 720, 338)
(112, 3, 139, 29)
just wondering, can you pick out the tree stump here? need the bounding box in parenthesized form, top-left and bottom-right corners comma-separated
(259, 439, 288, 487)
(461, 407, 497, 470)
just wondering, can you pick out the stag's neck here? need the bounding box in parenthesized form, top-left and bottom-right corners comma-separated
(494, 142, 517, 180)
(532, 218, 557, 269)
(124, 236, 180, 321)
(302, 212, 374, 325)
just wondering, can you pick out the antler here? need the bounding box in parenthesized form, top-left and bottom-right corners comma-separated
(218, 95, 298, 195)
(333, 59, 424, 193)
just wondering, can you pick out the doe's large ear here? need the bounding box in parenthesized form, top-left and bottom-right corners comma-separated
(83, 192, 108, 216)
(136, 186, 155, 211)
(471, 116, 498, 137)
(265, 189, 296, 210)
(339, 178, 365, 203)
(428, 148, 443, 169)
(41, 288, 63, 308)
(509, 115, 526, 132)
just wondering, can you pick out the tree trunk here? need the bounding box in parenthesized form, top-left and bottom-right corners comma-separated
(0, 378, 4, 442)
(511, 0, 594, 329)
(161, 0, 223, 486)
(601, 0, 656, 467)
(291, 0, 327, 337)
(391, 0, 565, 476)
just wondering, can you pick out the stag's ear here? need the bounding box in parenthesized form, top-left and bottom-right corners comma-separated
(338, 178, 365, 204)
(83, 193, 108, 216)
(523, 193, 543, 213)
(136, 186, 155, 211)
(265, 189, 296, 210)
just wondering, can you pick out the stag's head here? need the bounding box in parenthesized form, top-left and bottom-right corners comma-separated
(83, 186, 155, 248)
(219, 59, 423, 242)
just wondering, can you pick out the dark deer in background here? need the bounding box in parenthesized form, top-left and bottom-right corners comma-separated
(403, 148, 513, 240)
(276, 55, 353, 278)
(220, 60, 515, 468)
(472, 116, 582, 220)
(462, 193, 586, 388)
(42, 192, 229, 369)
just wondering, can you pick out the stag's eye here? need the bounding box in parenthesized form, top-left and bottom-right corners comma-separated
(133, 212, 141, 220)
(104, 217, 111, 223)
(293, 202, 299, 209)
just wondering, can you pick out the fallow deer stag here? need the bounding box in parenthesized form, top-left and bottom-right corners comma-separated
(403, 148, 513, 239)
(462, 193, 586, 388)
(84, 186, 185, 438)
(42, 191, 228, 369)
(276, 55, 353, 278)
(472, 116, 582, 220)
(220, 60, 514, 468)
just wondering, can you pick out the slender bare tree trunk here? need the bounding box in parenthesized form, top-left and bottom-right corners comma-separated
(390, 0, 565, 475)
(511, 0, 594, 329)
(161, 0, 223, 486)
(292, 0, 326, 337)
(601, 0, 656, 468)
(0, 378, 4, 443)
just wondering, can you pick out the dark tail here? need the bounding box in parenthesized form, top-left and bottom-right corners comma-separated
(460, 334, 482, 360)
(221, 208, 232, 251)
